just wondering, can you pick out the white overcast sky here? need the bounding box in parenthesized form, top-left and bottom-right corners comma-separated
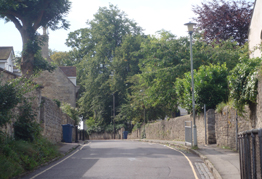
(0, 0, 203, 54)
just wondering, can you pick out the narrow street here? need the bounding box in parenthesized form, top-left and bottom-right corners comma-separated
(22, 140, 211, 179)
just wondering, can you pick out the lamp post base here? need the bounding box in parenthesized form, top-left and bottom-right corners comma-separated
(193, 125, 197, 147)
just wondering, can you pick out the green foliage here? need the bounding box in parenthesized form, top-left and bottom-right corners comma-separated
(85, 117, 103, 134)
(0, 0, 71, 76)
(228, 57, 261, 112)
(14, 100, 41, 142)
(176, 63, 229, 112)
(0, 75, 38, 127)
(0, 136, 60, 179)
(132, 122, 142, 132)
(72, 4, 143, 128)
(50, 51, 76, 66)
(61, 103, 79, 125)
(53, 99, 61, 107)
(33, 51, 57, 73)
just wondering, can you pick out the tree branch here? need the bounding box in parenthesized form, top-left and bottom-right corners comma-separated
(5, 14, 22, 30)
(33, 0, 51, 30)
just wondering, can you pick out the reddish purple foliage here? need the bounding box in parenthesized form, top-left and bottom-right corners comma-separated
(192, 0, 253, 45)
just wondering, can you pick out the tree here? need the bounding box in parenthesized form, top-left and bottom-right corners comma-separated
(175, 63, 229, 112)
(50, 51, 75, 66)
(0, 0, 71, 77)
(192, 0, 253, 45)
(72, 4, 143, 127)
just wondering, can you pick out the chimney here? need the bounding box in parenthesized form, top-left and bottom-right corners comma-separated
(40, 27, 51, 62)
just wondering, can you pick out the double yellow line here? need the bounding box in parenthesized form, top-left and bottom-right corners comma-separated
(165, 144, 199, 179)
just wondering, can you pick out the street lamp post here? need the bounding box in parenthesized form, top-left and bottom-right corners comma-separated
(184, 21, 197, 147)
(113, 93, 115, 139)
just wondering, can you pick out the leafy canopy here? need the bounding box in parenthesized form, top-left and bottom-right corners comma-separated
(192, 0, 253, 45)
(0, 0, 71, 77)
(176, 63, 229, 112)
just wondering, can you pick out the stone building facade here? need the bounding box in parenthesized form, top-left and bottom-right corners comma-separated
(33, 30, 78, 107)
(33, 67, 77, 107)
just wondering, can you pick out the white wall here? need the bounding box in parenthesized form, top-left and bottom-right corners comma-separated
(249, 0, 262, 58)
(68, 77, 76, 86)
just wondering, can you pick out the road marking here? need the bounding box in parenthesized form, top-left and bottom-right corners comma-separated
(30, 142, 90, 179)
(128, 158, 141, 162)
(165, 145, 199, 179)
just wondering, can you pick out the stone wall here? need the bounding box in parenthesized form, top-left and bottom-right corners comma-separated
(33, 68, 76, 107)
(40, 97, 75, 143)
(0, 70, 76, 143)
(0, 67, 17, 85)
(89, 128, 125, 140)
(128, 112, 216, 145)
(215, 106, 252, 150)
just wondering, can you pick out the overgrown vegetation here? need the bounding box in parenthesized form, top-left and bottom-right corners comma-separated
(0, 75, 61, 179)
(61, 102, 79, 125)
(0, 136, 60, 179)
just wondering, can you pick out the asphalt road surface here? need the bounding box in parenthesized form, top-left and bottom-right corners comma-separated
(22, 140, 208, 179)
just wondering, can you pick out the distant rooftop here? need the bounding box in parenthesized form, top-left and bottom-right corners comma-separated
(0, 47, 13, 60)
(59, 66, 76, 77)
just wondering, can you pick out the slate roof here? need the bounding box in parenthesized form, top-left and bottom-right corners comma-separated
(0, 47, 13, 60)
(59, 66, 76, 77)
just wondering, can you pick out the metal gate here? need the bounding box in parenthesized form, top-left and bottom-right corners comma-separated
(185, 121, 192, 146)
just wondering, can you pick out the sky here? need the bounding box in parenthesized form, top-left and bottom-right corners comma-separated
(0, 0, 203, 55)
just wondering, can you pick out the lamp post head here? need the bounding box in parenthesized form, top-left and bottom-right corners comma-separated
(184, 22, 196, 34)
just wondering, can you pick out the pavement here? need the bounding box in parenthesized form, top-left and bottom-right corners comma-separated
(58, 139, 240, 179)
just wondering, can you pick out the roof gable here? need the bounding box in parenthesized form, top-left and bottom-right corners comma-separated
(0, 47, 14, 60)
(59, 66, 76, 77)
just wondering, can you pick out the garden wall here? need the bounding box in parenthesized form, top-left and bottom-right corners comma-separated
(88, 128, 125, 140)
(40, 97, 75, 143)
(128, 111, 216, 145)
(0, 70, 76, 144)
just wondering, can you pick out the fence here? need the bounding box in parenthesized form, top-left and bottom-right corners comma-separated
(185, 121, 192, 146)
(238, 128, 262, 179)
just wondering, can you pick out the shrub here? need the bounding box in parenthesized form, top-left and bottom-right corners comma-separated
(61, 102, 79, 125)
(176, 63, 229, 112)
(14, 100, 41, 142)
(228, 57, 261, 113)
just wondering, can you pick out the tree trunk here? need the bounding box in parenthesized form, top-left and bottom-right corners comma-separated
(20, 29, 35, 78)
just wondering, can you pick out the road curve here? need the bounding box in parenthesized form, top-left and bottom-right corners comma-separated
(23, 140, 205, 179)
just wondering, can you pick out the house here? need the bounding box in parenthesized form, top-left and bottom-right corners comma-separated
(33, 29, 78, 107)
(0, 46, 14, 73)
(248, 0, 262, 58)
